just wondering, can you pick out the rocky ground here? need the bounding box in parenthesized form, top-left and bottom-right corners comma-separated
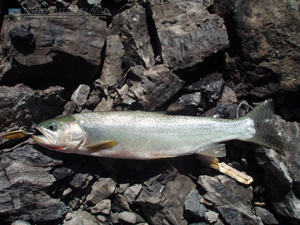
(0, 0, 300, 224)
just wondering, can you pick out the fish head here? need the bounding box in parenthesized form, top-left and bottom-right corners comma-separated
(32, 116, 85, 152)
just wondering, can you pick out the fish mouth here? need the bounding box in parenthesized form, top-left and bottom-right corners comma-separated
(32, 127, 65, 151)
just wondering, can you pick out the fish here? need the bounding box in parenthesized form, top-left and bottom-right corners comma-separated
(32, 100, 289, 159)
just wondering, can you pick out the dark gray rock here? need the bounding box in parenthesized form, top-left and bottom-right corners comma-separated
(100, 35, 125, 87)
(0, 84, 64, 145)
(0, 143, 65, 221)
(198, 175, 262, 225)
(151, 0, 229, 70)
(118, 211, 145, 224)
(124, 184, 142, 204)
(86, 176, 117, 204)
(0, 14, 107, 87)
(9, 25, 36, 55)
(255, 118, 300, 224)
(108, 4, 155, 69)
(71, 84, 91, 112)
(254, 207, 278, 225)
(167, 92, 201, 114)
(186, 72, 225, 105)
(129, 65, 184, 110)
(184, 189, 206, 219)
(136, 166, 196, 225)
(215, 0, 300, 98)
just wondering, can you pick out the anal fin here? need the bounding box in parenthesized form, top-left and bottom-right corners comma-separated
(196, 144, 226, 157)
(196, 155, 253, 185)
(85, 140, 118, 152)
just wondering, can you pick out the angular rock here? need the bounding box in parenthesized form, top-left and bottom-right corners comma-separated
(108, 4, 155, 69)
(118, 211, 138, 224)
(0, 14, 107, 87)
(86, 177, 117, 204)
(71, 84, 91, 112)
(64, 210, 100, 225)
(136, 169, 196, 225)
(254, 207, 278, 225)
(184, 189, 206, 219)
(186, 72, 225, 105)
(198, 175, 262, 225)
(216, 0, 300, 98)
(167, 92, 201, 114)
(94, 96, 114, 112)
(100, 35, 125, 87)
(255, 117, 300, 225)
(11, 220, 31, 225)
(90, 199, 111, 215)
(0, 84, 64, 145)
(220, 85, 237, 105)
(151, 0, 229, 70)
(0, 143, 64, 221)
(206, 210, 219, 224)
(129, 65, 184, 110)
(124, 184, 142, 204)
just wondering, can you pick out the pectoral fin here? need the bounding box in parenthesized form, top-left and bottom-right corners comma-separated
(196, 144, 226, 157)
(85, 140, 118, 152)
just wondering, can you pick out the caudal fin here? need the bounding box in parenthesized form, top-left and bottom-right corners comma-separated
(244, 100, 289, 155)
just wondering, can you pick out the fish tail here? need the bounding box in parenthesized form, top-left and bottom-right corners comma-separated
(243, 100, 289, 155)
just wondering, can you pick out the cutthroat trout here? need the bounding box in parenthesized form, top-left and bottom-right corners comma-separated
(32, 100, 288, 159)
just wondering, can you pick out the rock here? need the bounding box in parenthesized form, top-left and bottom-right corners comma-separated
(116, 194, 130, 211)
(110, 212, 119, 224)
(94, 96, 114, 112)
(11, 220, 31, 225)
(86, 94, 101, 109)
(254, 207, 278, 225)
(71, 84, 91, 112)
(118, 211, 137, 224)
(108, 4, 155, 69)
(255, 117, 300, 224)
(124, 184, 142, 204)
(87, 0, 102, 6)
(86, 177, 117, 204)
(100, 35, 125, 87)
(9, 25, 36, 55)
(129, 65, 184, 110)
(215, 0, 300, 98)
(150, 0, 229, 70)
(184, 189, 206, 219)
(167, 92, 201, 114)
(118, 211, 145, 224)
(205, 210, 219, 224)
(198, 175, 262, 225)
(0, 143, 65, 221)
(136, 168, 196, 225)
(63, 210, 100, 225)
(201, 102, 239, 119)
(0, 14, 107, 87)
(90, 199, 111, 215)
(220, 85, 237, 105)
(0, 84, 64, 146)
(186, 72, 225, 105)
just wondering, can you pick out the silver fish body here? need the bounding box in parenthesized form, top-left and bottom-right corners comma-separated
(32, 100, 289, 159)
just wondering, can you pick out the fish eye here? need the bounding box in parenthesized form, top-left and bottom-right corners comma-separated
(46, 122, 58, 131)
